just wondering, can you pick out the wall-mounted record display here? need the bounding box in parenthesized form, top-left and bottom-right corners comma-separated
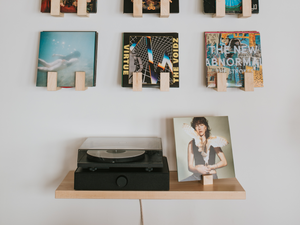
(41, 0, 98, 13)
(122, 33, 179, 88)
(123, 0, 179, 14)
(203, 0, 259, 14)
(205, 31, 263, 88)
(36, 31, 98, 88)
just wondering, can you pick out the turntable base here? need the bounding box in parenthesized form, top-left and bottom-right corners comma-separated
(74, 157, 169, 191)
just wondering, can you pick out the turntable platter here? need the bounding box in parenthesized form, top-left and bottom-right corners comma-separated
(87, 150, 146, 163)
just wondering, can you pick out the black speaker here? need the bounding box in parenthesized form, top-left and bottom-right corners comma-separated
(74, 157, 169, 191)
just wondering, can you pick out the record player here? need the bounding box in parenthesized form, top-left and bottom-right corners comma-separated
(74, 137, 169, 191)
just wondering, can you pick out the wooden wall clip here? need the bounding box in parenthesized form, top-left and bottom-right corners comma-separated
(241, 72, 254, 92)
(133, 72, 143, 91)
(160, 0, 170, 18)
(47, 72, 61, 91)
(51, 0, 64, 17)
(77, 0, 89, 17)
(239, 0, 252, 18)
(160, 72, 170, 92)
(201, 175, 214, 186)
(75, 72, 88, 91)
(214, 73, 227, 92)
(133, 0, 143, 17)
(213, 0, 225, 18)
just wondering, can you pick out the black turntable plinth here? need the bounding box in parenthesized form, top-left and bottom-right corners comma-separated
(75, 157, 169, 191)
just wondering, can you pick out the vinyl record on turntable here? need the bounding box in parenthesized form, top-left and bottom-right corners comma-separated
(87, 149, 146, 163)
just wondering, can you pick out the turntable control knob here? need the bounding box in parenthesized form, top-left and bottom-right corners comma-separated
(116, 176, 128, 188)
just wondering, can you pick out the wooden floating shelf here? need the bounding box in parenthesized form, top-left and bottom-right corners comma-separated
(55, 171, 246, 200)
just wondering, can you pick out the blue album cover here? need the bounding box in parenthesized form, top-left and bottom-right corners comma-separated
(36, 31, 98, 87)
(204, 0, 259, 14)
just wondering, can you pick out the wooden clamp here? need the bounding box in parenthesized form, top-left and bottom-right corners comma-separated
(133, 72, 142, 91)
(51, 0, 64, 17)
(75, 72, 88, 91)
(133, 0, 143, 17)
(214, 73, 227, 92)
(201, 175, 214, 186)
(160, 72, 170, 91)
(160, 0, 170, 18)
(213, 0, 252, 18)
(239, 0, 252, 18)
(241, 72, 254, 91)
(213, 0, 225, 18)
(77, 0, 89, 17)
(214, 72, 254, 92)
(47, 72, 61, 91)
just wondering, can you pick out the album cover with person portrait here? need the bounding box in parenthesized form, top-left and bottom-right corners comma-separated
(205, 31, 263, 88)
(203, 0, 259, 14)
(122, 33, 179, 88)
(123, 0, 179, 14)
(36, 31, 98, 87)
(41, 0, 97, 13)
(173, 116, 235, 182)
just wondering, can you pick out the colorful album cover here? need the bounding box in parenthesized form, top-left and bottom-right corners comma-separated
(173, 116, 235, 182)
(205, 31, 263, 88)
(203, 0, 259, 14)
(36, 31, 98, 87)
(123, 0, 179, 13)
(122, 33, 179, 88)
(41, 0, 97, 13)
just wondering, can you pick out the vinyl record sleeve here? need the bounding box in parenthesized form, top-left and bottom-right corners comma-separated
(173, 116, 235, 182)
(36, 31, 98, 87)
(122, 33, 179, 88)
(123, 0, 179, 13)
(205, 31, 263, 88)
(203, 0, 259, 14)
(41, 0, 98, 13)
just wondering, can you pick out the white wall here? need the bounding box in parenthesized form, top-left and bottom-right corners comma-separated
(1, 1, 300, 224)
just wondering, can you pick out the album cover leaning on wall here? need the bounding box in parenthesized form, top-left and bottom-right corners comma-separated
(173, 116, 235, 182)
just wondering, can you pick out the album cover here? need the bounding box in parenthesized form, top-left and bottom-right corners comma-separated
(205, 31, 263, 88)
(41, 0, 97, 13)
(203, 0, 259, 14)
(173, 116, 235, 182)
(123, 0, 179, 13)
(36, 31, 98, 87)
(122, 33, 179, 88)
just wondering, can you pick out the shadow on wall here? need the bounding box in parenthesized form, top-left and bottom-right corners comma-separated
(289, 97, 300, 143)
(43, 137, 86, 192)
(161, 117, 177, 171)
